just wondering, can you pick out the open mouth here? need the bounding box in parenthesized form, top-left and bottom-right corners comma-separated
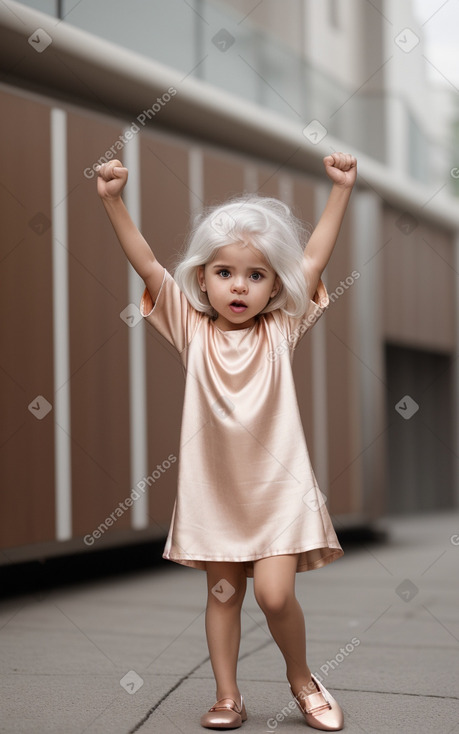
(229, 300, 248, 313)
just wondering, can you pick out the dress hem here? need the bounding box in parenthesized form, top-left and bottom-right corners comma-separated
(163, 543, 344, 577)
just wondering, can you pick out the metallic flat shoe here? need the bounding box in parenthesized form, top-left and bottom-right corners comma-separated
(290, 675, 344, 731)
(200, 695, 247, 729)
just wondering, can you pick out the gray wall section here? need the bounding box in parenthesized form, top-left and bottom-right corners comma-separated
(385, 344, 455, 513)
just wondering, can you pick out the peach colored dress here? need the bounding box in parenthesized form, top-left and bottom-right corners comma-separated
(140, 269, 343, 576)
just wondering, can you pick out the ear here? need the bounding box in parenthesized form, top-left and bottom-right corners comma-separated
(197, 265, 206, 291)
(270, 275, 281, 298)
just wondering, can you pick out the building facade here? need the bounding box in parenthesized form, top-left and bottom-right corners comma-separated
(0, 0, 458, 563)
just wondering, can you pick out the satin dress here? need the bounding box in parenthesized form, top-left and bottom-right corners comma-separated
(140, 269, 343, 577)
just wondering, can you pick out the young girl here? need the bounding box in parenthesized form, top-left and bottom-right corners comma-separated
(97, 151, 357, 731)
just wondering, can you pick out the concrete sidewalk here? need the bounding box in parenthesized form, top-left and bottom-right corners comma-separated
(1, 511, 459, 733)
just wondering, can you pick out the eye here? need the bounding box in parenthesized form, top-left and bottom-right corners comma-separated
(217, 269, 231, 278)
(250, 272, 263, 281)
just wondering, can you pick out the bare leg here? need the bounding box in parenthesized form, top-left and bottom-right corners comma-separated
(204, 561, 247, 701)
(253, 554, 316, 697)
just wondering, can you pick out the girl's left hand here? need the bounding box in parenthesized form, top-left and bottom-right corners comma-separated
(323, 152, 357, 188)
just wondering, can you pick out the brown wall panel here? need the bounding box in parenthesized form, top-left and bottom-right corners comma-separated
(0, 90, 55, 548)
(257, 162, 282, 198)
(323, 209, 358, 515)
(203, 149, 245, 205)
(291, 176, 318, 463)
(140, 134, 190, 530)
(67, 110, 131, 537)
(383, 206, 456, 351)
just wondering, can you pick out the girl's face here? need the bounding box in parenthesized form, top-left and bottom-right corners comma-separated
(197, 242, 280, 331)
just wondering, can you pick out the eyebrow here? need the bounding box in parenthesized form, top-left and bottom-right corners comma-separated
(211, 263, 270, 272)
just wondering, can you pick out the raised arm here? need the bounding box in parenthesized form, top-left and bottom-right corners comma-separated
(97, 159, 165, 303)
(303, 152, 357, 300)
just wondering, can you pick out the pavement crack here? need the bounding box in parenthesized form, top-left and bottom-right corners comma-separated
(327, 687, 459, 701)
(128, 654, 210, 733)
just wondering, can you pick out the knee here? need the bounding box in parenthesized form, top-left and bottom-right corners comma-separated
(254, 587, 294, 617)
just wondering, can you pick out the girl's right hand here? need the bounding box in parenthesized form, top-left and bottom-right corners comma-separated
(96, 160, 128, 200)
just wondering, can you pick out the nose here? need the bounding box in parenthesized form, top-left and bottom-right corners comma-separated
(231, 277, 248, 293)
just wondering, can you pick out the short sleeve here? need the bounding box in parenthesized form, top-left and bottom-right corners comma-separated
(139, 268, 201, 353)
(272, 277, 329, 350)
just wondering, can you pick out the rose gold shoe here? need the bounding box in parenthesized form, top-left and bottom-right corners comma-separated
(290, 675, 344, 731)
(200, 695, 247, 729)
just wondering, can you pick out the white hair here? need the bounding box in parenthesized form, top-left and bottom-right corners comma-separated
(173, 194, 312, 318)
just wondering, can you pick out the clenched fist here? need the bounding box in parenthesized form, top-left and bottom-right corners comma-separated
(323, 152, 357, 189)
(96, 160, 129, 200)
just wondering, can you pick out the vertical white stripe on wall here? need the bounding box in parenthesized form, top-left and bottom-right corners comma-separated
(244, 164, 258, 193)
(346, 195, 365, 513)
(51, 108, 72, 541)
(311, 183, 329, 493)
(123, 130, 148, 530)
(189, 146, 204, 220)
(278, 175, 294, 207)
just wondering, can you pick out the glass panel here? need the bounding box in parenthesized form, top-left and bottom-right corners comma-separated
(60, 0, 196, 77)
(15, 0, 57, 15)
